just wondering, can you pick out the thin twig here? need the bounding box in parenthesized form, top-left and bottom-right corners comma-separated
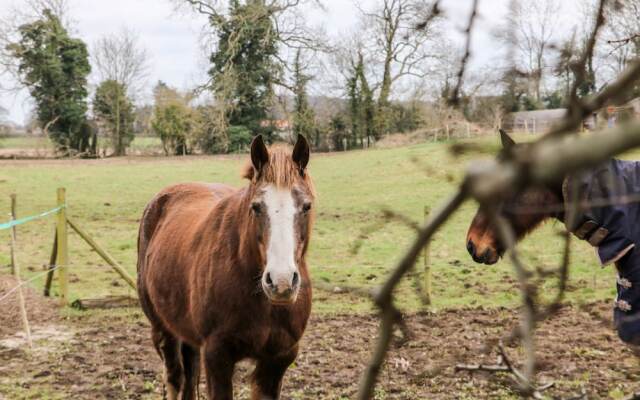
(380, 208, 421, 233)
(356, 190, 468, 400)
(455, 358, 509, 373)
(489, 211, 536, 394)
(415, 0, 442, 31)
(448, 0, 479, 106)
(561, 0, 607, 134)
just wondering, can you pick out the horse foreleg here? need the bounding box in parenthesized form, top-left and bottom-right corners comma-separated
(250, 348, 298, 400)
(204, 339, 236, 400)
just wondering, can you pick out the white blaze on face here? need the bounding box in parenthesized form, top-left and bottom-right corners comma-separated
(263, 184, 298, 288)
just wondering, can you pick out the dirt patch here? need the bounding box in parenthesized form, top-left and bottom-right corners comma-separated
(0, 275, 59, 338)
(0, 301, 638, 399)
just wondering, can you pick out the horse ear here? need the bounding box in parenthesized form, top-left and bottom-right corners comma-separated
(251, 135, 269, 172)
(292, 134, 310, 174)
(499, 129, 516, 150)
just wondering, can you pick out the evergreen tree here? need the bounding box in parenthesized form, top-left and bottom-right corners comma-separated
(356, 55, 376, 146)
(93, 80, 135, 156)
(292, 49, 317, 146)
(9, 9, 92, 155)
(347, 53, 376, 148)
(347, 68, 361, 149)
(209, 0, 278, 138)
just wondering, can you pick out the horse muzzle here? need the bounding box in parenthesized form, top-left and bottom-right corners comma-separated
(262, 270, 300, 305)
(467, 239, 501, 265)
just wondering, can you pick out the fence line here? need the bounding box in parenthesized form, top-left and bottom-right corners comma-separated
(0, 264, 65, 305)
(0, 205, 64, 231)
(0, 259, 133, 306)
(1, 188, 136, 308)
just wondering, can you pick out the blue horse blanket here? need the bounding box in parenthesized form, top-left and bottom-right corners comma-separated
(564, 159, 640, 344)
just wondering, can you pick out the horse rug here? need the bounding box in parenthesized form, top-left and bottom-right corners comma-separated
(564, 158, 640, 344)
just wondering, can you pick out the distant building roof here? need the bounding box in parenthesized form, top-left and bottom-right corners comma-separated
(510, 109, 567, 122)
(260, 119, 292, 131)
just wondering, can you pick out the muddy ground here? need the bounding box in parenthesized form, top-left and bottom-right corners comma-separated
(0, 276, 639, 399)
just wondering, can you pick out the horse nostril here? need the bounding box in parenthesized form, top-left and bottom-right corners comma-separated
(292, 271, 300, 288)
(265, 272, 273, 287)
(467, 240, 476, 257)
(479, 249, 491, 264)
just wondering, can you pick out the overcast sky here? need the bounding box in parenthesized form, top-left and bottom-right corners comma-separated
(0, 0, 582, 125)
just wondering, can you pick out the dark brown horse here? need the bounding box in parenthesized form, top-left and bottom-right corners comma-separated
(466, 130, 564, 265)
(465, 130, 640, 345)
(137, 135, 315, 399)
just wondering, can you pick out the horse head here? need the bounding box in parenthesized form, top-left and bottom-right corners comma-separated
(466, 130, 563, 265)
(245, 135, 315, 304)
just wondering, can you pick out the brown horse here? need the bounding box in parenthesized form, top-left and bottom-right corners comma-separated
(465, 130, 640, 345)
(465, 130, 564, 265)
(137, 135, 315, 399)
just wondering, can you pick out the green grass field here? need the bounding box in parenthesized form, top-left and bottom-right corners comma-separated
(0, 135, 163, 154)
(0, 135, 627, 314)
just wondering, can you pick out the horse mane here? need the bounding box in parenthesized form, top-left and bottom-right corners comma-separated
(243, 144, 316, 196)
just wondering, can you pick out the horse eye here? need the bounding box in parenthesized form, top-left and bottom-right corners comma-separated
(302, 203, 312, 213)
(251, 202, 262, 214)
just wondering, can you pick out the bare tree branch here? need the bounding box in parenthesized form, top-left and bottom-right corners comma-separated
(356, 189, 468, 400)
(357, 52, 640, 396)
(488, 210, 536, 394)
(448, 0, 479, 106)
(563, 0, 608, 129)
(92, 27, 150, 96)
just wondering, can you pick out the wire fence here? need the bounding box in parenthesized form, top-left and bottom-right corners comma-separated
(1, 189, 137, 313)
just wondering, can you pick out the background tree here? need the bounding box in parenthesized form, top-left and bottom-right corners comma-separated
(0, 105, 9, 136)
(179, 0, 323, 151)
(133, 104, 154, 136)
(93, 80, 135, 155)
(208, 0, 278, 141)
(356, 0, 441, 135)
(498, 0, 560, 105)
(347, 58, 363, 149)
(292, 49, 318, 146)
(500, 68, 531, 112)
(151, 81, 196, 156)
(346, 52, 376, 148)
(600, 0, 640, 99)
(8, 9, 93, 155)
(0, 0, 72, 87)
(329, 114, 348, 151)
(152, 102, 192, 156)
(92, 28, 149, 155)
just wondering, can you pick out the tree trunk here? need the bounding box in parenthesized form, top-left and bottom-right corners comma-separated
(115, 85, 122, 156)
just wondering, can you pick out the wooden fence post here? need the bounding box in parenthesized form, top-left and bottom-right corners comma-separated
(10, 195, 16, 276)
(56, 188, 69, 305)
(43, 231, 57, 297)
(9, 194, 33, 348)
